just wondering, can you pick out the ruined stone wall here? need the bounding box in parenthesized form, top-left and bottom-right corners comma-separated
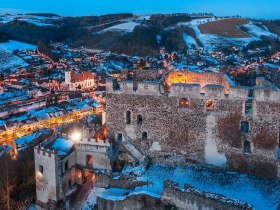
(76, 144, 112, 172)
(93, 173, 147, 190)
(161, 180, 252, 210)
(133, 69, 161, 81)
(106, 77, 280, 179)
(164, 72, 231, 93)
(97, 194, 164, 210)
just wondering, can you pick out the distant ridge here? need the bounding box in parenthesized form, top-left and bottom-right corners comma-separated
(26, 13, 60, 17)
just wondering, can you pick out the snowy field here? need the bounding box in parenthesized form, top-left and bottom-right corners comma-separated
(240, 21, 279, 38)
(83, 164, 280, 210)
(103, 21, 140, 33)
(0, 40, 36, 72)
(0, 40, 36, 53)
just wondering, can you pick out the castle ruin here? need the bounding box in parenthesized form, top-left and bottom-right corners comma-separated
(106, 71, 280, 179)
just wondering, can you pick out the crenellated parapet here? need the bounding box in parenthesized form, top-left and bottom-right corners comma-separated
(254, 88, 280, 102)
(106, 73, 280, 102)
(34, 146, 59, 159)
(106, 77, 161, 96)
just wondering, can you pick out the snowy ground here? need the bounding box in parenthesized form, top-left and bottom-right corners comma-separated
(183, 32, 198, 48)
(241, 21, 279, 38)
(0, 14, 59, 27)
(103, 21, 140, 33)
(0, 40, 36, 53)
(83, 164, 280, 210)
(0, 40, 36, 72)
(179, 18, 278, 50)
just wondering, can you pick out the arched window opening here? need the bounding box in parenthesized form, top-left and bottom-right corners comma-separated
(126, 111, 131, 124)
(243, 140, 251, 153)
(179, 98, 189, 108)
(137, 114, 143, 125)
(142, 132, 147, 141)
(206, 100, 215, 110)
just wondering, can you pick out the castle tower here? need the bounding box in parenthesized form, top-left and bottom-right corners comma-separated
(34, 147, 60, 209)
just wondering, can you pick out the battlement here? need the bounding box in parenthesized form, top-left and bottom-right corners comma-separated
(34, 146, 58, 158)
(106, 77, 161, 96)
(162, 179, 252, 209)
(107, 76, 280, 102)
(58, 131, 109, 147)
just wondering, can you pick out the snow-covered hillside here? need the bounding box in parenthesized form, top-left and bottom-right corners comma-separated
(240, 21, 279, 38)
(0, 14, 60, 27)
(0, 40, 37, 73)
(103, 21, 140, 33)
(179, 18, 279, 50)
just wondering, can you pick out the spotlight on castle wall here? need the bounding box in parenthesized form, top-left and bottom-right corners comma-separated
(71, 132, 81, 142)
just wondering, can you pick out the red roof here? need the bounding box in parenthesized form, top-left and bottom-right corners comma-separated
(71, 72, 94, 83)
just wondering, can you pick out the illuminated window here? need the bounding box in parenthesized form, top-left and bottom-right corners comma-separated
(137, 114, 143, 125)
(206, 100, 215, 110)
(142, 132, 147, 141)
(243, 140, 251, 153)
(126, 111, 131, 124)
(39, 165, 43, 174)
(179, 98, 189, 108)
(86, 155, 93, 166)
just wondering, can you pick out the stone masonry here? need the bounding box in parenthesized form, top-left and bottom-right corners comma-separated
(106, 72, 280, 179)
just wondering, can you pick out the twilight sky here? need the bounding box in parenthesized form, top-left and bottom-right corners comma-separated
(0, 0, 279, 19)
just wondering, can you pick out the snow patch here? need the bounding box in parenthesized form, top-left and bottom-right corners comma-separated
(204, 115, 227, 166)
(150, 141, 161, 151)
(241, 21, 279, 38)
(183, 32, 198, 49)
(103, 22, 140, 33)
(0, 40, 37, 53)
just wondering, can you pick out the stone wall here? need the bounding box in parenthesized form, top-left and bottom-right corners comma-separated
(161, 180, 252, 210)
(34, 147, 61, 205)
(97, 194, 163, 210)
(93, 173, 147, 190)
(164, 71, 231, 93)
(106, 75, 280, 179)
(133, 69, 161, 82)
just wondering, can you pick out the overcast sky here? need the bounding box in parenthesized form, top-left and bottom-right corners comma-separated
(0, 0, 279, 19)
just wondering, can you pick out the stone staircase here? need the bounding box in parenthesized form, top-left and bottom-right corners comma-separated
(122, 133, 148, 164)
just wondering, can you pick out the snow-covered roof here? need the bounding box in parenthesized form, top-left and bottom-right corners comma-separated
(49, 137, 74, 156)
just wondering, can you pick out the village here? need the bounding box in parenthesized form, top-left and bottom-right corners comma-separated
(0, 14, 280, 208)
(1, 39, 280, 157)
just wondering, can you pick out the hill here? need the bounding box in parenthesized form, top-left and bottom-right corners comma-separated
(0, 14, 279, 56)
(198, 18, 250, 38)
